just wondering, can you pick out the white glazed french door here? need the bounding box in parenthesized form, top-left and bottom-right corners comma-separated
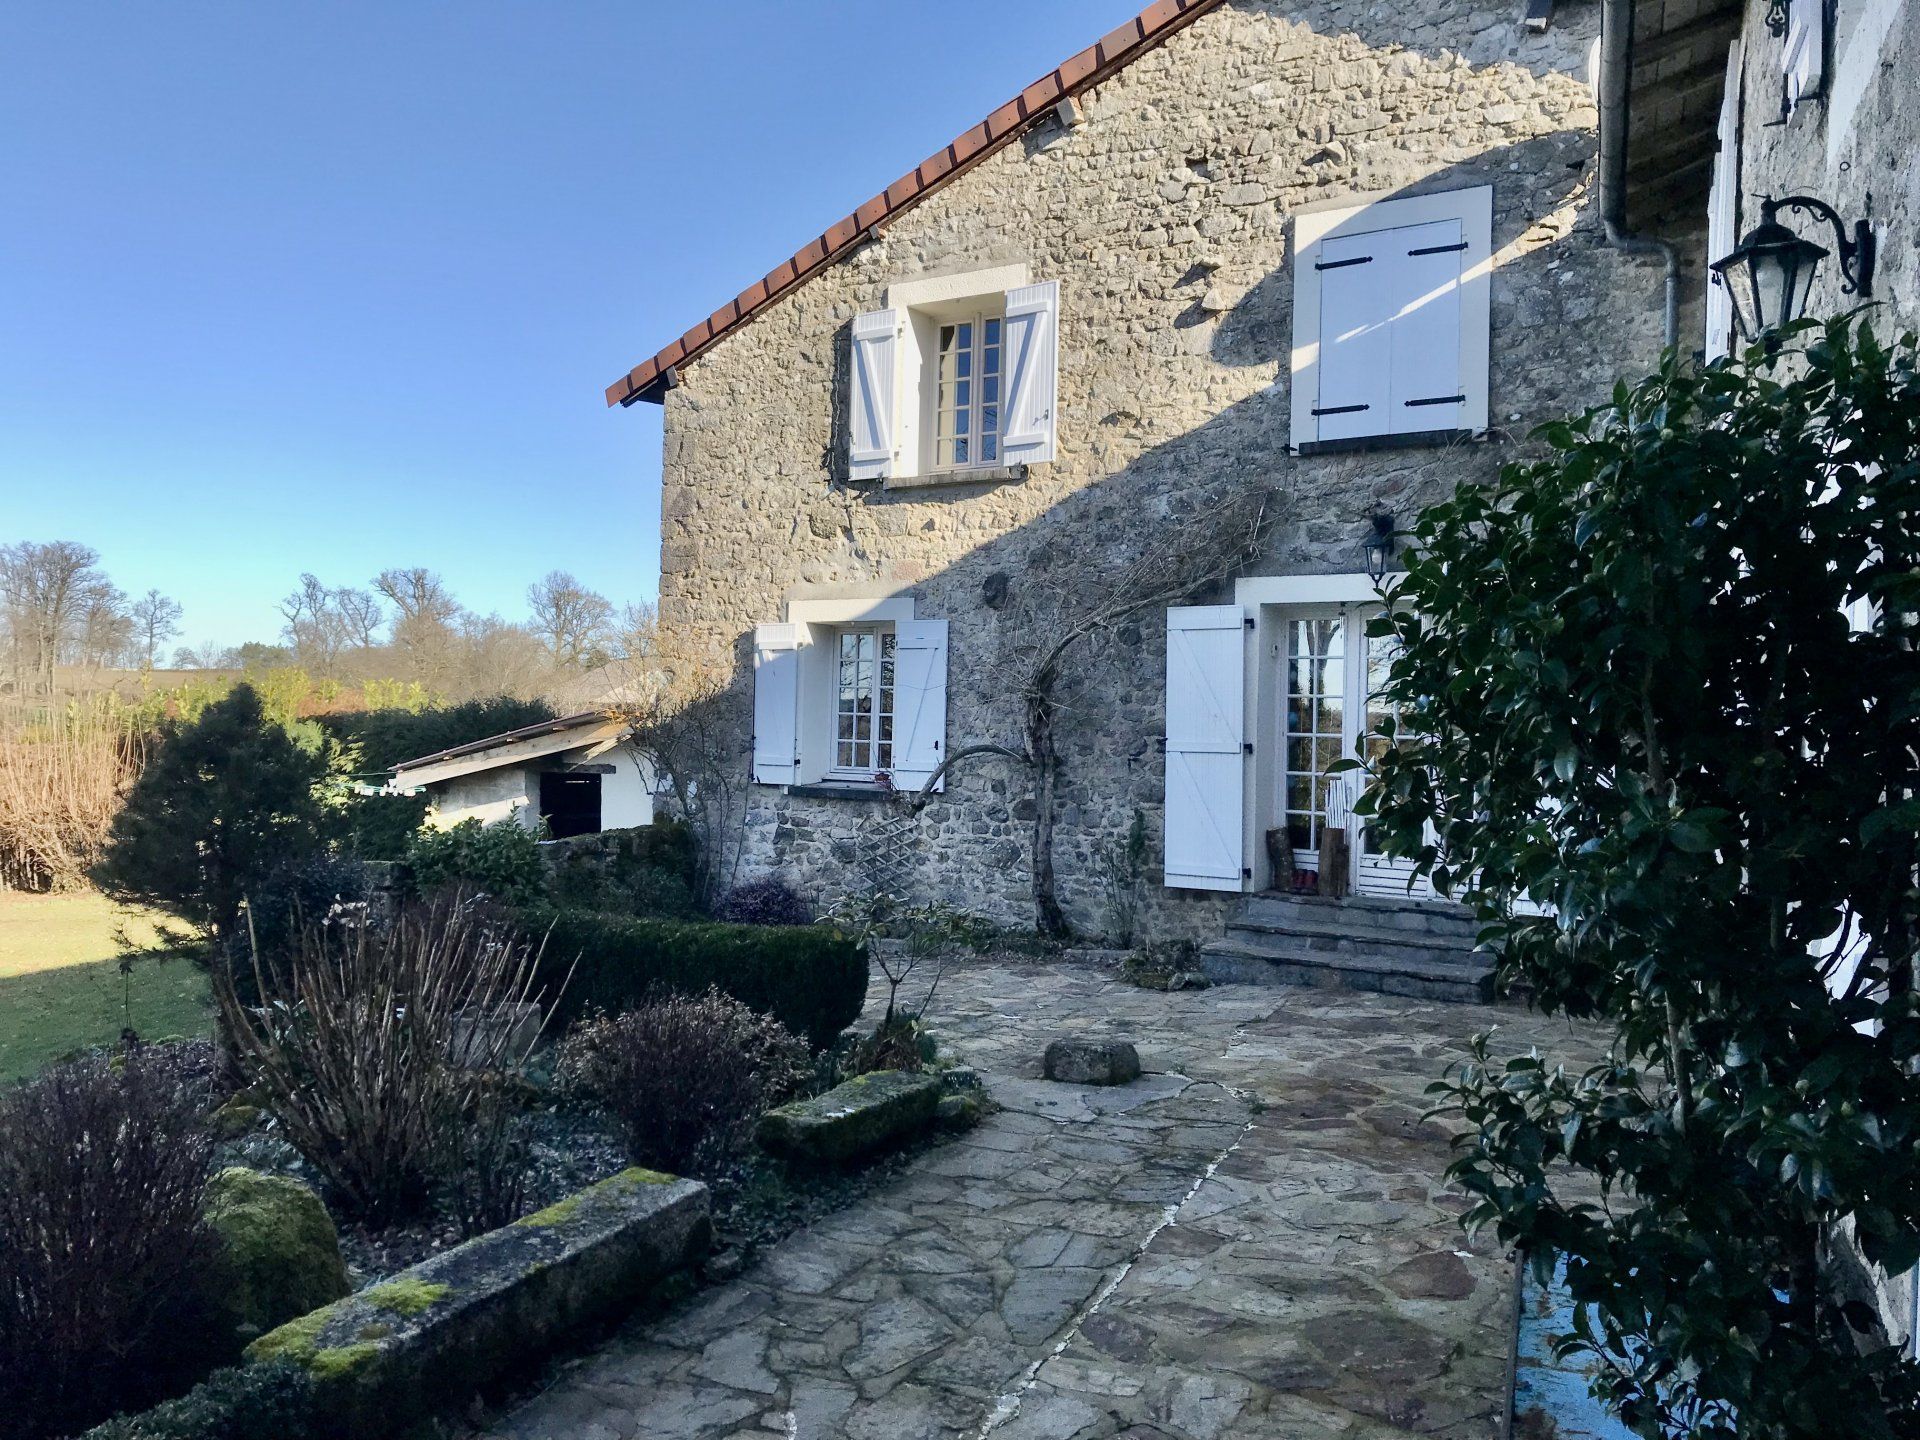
(1277, 604, 1427, 897)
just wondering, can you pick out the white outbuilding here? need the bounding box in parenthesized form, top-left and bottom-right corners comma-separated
(391, 711, 654, 838)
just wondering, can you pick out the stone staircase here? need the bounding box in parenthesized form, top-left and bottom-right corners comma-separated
(1199, 891, 1495, 1003)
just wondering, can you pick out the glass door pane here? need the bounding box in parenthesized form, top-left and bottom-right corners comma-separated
(1282, 615, 1346, 858)
(1361, 618, 1398, 858)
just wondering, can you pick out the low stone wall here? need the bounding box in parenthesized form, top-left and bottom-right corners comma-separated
(245, 1168, 709, 1437)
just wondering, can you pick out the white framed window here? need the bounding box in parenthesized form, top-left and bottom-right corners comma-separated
(933, 316, 1004, 469)
(828, 625, 897, 778)
(753, 601, 948, 793)
(1289, 185, 1493, 453)
(846, 267, 1057, 484)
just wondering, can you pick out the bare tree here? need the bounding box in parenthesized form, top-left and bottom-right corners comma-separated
(616, 660, 747, 907)
(527, 571, 614, 669)
(75, 582, 131, 670)
(0, 541, 110, 695)
(374, 567, 461, 629)
(333, 586, 383, 649)
(171, 642, 238, 670)
(372, 568, 464, 690)
(128, 589, 182, 670)
(455, 614, 550, 701)
(902, 487, 1274, 937)
(279, 573, 350, 675)
(612, 600, 657, 666)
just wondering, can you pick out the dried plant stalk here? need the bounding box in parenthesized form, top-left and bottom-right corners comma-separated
(215, 893, 550, 1224)
(0, 697, 145, 892)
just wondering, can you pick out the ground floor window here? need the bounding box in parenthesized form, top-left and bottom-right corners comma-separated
(831, 625, 896, 778)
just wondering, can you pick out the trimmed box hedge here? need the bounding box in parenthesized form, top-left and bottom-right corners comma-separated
(523, 906, 868, 1049)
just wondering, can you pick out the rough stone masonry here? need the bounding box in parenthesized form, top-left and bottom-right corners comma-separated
(650, 0, 1698, 937)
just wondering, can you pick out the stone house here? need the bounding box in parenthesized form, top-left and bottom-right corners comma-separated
(606, 0, 1764, 972)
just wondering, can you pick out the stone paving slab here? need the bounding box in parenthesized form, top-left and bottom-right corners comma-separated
(479, 959, 1601, 1440)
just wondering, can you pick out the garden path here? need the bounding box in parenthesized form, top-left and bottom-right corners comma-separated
(482, 958, 1599, 1440)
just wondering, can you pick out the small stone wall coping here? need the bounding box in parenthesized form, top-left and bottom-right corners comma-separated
(245, 1168, 710, 1437)
(758, 1069, 943, 1163)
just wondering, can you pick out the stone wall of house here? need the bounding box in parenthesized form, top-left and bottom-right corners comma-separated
(1730, 0, 1917, 337)
(653, 0, 1694, 939)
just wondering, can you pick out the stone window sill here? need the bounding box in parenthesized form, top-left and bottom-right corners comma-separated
(882, 463, 1031, 492)
(788, 782, 896, 803)
(1293, 428, 1484, 458)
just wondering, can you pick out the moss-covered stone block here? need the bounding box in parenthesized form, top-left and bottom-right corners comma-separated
(209, 1096, 264, 1139)
(243, 1167, 708, 1438)
(757, 1068, 942, 1163)
(205, 1167, 351, 1349)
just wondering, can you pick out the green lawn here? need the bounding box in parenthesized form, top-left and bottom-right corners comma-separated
(0, 890, 212, 1082)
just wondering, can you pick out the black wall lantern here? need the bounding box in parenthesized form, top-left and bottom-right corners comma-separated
(1710, 194, 1875, 344)
(1364, 512, 1396, 585)
(1765, 0, 1789, 36)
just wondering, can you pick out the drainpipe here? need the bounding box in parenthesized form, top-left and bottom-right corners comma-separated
(1597, 0, 1681, 350)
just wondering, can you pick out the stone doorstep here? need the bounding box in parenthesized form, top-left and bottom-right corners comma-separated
(1199, 936, 1495, 1004)
(245, 1169, 710, 1439)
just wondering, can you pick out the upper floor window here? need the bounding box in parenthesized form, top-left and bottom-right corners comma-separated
(847, 268, 1056, 485)
(934, 316, 1003, 469)
(1289, 186, 1493, 454)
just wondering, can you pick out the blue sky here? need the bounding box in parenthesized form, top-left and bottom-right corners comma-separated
(0, 1, 1141, 652)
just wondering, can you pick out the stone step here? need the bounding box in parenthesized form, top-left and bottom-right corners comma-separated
(1239, 891, 1480, 941)
(1223, 917, 1480, 971)
(1199, 934, 1495, 1005)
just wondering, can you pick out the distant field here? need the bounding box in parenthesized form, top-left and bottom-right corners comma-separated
(0, 890, 211, 1081)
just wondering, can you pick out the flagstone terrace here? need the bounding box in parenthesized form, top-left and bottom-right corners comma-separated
(480, 959, 1601, 1440)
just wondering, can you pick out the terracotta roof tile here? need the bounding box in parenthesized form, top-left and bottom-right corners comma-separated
(606, 0, 1226, 407)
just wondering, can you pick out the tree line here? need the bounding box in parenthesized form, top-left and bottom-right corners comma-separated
(0, 541, 654, 705)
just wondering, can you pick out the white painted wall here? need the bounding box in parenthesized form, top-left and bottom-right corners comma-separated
(597, 745, 655, 830)
(421, 743, 655, 833)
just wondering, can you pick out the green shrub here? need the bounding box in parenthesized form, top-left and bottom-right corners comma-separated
(525, 906, 867, 1049)
(81, 1360, 317, 1440)
(406, 817, 546, 905)
(337, 790, 428, 860)
(546, 822, 702, 919)
(319, 696, 557, 773)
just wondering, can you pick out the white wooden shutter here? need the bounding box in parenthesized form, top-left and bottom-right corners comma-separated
(1163, 605, 1247, 892)
(1313, 232, 1393, 445)
(751, 623, 800, 785)
(848, 308, 900, 481)
(1783, 0, 1824, 114)
(1386, 219, 1466, 435)
(1706, 42, 1744, 362)
(889, 619, 948, 793)
(1000, 281, 1058, 465)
